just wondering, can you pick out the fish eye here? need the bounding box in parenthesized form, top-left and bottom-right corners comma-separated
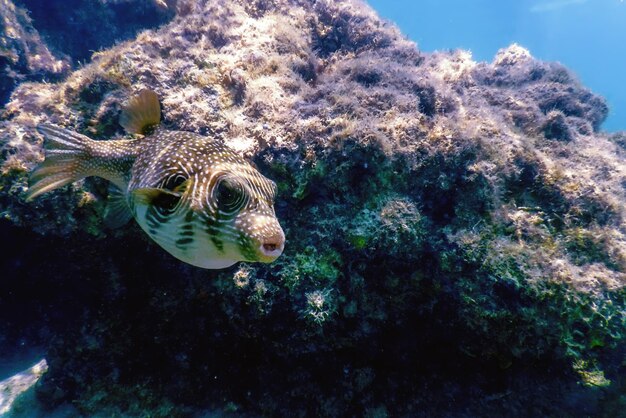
(214, 177, 248, 215)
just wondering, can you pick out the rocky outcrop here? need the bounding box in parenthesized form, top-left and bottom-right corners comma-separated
(0, 0, 174, 108)
(16, 0, 175, 64)
(0, 0, 625, 416)
(0, 0, 69, 104)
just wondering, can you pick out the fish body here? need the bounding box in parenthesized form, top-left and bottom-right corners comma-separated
(27, 90, 285, 269)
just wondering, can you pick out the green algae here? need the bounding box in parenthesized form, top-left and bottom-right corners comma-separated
(278, 246, 342, 292)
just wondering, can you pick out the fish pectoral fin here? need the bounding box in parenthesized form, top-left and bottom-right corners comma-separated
(119, 89, 161, 135)
(104, 185, 133, 228)
(131, 187, 182, 207)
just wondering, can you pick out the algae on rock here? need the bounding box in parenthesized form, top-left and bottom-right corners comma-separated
(0, 0, 69, 104)
(0, 0, 625, 416)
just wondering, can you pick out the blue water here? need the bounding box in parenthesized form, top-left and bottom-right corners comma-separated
(368, 0, 626, 132)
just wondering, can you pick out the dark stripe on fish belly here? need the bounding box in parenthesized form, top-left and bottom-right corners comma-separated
(211, 236, 224, 253)
(146, 215, 160, 230)
(175, 237, 194, 249)
(204, 218, 225, 253)
(146, 214, 162, 230)
(145, 206, 168, 229)
(175, 223, 195, 250)
(180, 224, 195, 237)
(205, 224, 219, 236)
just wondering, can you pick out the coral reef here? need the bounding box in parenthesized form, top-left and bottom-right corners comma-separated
(1, 0, 625, 416)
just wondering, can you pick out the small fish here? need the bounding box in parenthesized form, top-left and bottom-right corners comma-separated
(26, 89, 285, 269)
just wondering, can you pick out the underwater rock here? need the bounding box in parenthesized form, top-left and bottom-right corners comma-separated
(0, 0, 625, 416)
(16, 0, 176, 65)
(0, 0, 69, 105)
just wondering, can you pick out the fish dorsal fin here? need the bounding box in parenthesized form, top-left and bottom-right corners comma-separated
(104, 184, 133, 228)
(119, 89, 161, 135)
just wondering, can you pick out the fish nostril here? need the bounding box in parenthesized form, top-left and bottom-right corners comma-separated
(259, 228, 285, 257)
(261, 233, 284, 255)
(263, 243, 277, 252)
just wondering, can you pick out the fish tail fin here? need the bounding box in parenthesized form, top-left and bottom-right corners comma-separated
(119, 89, 161, 135)
(26, 125, 94, 201)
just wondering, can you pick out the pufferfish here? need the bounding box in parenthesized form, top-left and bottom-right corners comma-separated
(26, 89, 285, 269)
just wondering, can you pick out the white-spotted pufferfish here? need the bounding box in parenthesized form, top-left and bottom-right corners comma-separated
(26, 90, 285, 269)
